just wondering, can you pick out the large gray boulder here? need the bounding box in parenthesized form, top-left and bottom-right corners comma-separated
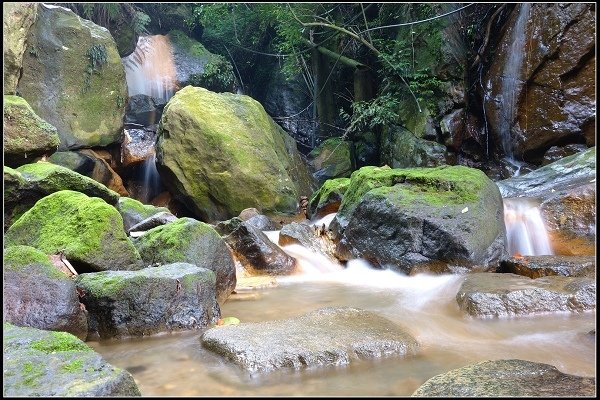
(412, 359, 595, 397)
(76, 263, 220, 339)
(456, 272, 596, 317)
(17, 4, 127, 149)
(502, 255, 595, 279)
(202, 307, 419, 373)
(3, 246, 87, 340)
(380, 125, 448, 169)
(3, 323, 141, 396)
(156, 86, 314, 222)
(331, 165, 507, 274)
(133, 217, 236, 303)
(3, 3, 37, 94)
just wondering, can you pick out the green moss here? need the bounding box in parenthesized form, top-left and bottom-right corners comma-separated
(61, 360, 84, 373)
(309, 177, 351, 209)
(76, 272, 128, 297)
(22, 362, 44, 387)
(117, 197, 167, 218)
(134, 217, 216, 264)
(338, 165, 488, 219)
(3, 245, 65, 279)
(5, 190, 140, 270)
(30, 331, 92, 354)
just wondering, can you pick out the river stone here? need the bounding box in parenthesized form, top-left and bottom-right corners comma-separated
(456, 272, 596, 317)
(542, 144, 589, 166)
(17, 4, 127, 150)
(245, 215, 279, 231)
(484, 4, 595, 163)
(116, 197, 170, 232)
(124, 94, 166, 126)
(201, 307, 419, 373)
(3, 95, 60, 168)
(3, 323, 141, 396)
(3, 246, 87, 340)
(331, 165, 506, 274)
(279, 222, 337, 264)
(308, 177, 350, 219)
(307, 137, 354, 184)
(380, 125, 448, 169)
(412, 359, 595, 397)
(132, 217, 236, 303)
(16, 161, 119, 204)
(156, 85, 314, 222)
(222, 220, 297, 275)
(128, 211, 177, 233)
(502, 255, 595, 279)
(5, 190, 141, 272)
(496, 146, 596, 199)
(121, 128, 158, 168)
(3, 3, 37, 94)
(75, 263, 220, 339)
(167, 30, 235, 92)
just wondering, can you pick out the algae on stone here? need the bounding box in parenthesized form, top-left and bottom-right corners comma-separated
(5, 190, 141, 272)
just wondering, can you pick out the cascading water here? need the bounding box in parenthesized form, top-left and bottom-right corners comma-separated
(122, 35, 177, 203)
(498, 4, 531, 175)
(122, 35, 177, 101)
(503, 197, 553, 256)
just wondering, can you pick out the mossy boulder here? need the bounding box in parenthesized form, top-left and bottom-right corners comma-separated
(17, 4, 127, 150)
(3, 246, 88, 340)
(156, 86, 314, 222)
(380, 125, 448, 169)
(3, 3, 37, 94)
(331, 165, 507, 274)
(308, 177, 351, 218)
(307, 137, 354, 184)
(412, 359, 595, 397)
(3, 95, 60, 167)
(167, 29, 235, 92)
(75, 263, 221, 339)
(133, 217, 236, 303)
(5, 190, 141, 272)
(115, 197, 170, 232)
(3, 323, 141, 396)
(4, 166, 34, 231)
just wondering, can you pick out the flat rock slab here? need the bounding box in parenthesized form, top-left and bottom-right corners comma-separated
(502, 255, 595, 278)
(412, 359, 595, 397)
(3, 323, 140, 396)
(201, 307, 418, 373)
(456, 273, 596, 317)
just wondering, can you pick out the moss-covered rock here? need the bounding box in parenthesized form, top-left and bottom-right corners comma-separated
(3, 166, 34, 231)
(3, 323, 141, 396)
(133, 217, 235, 303)
(167, 29, 235, 92)
(3, 246, 87, 339)
(3, 3, 37, 94)
(331, 165, 507, 273)
(380, 125, 448, 169)
(307, 137, 354, 184)
(3, 95, 60, 168)
(17, 4, 127, 150)
(412, 359, 595, 397)
(308, 177, 351, 218)
(115, 197, 170, 232)
(75, 263, 220, 338)
(156, 86, 314, 221)
(5, 190, 141, 272)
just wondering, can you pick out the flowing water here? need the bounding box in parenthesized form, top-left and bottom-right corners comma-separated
(139, 153, 162, 204)
(503, 197, 554, 256)
(89, 216, 593, 396)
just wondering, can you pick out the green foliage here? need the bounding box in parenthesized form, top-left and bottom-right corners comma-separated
(83, 44, 108, 94)
(67, 3, 150, 35)
(341, 94, 400, 135)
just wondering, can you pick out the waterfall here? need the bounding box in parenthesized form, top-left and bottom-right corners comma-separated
(140, 153, 161, 204)
(503, 197, 553, 256)
(498, 4, 531, 162)
(122, 35, 177, 101)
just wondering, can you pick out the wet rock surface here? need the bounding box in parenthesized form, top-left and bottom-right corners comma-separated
(3, 323, 141, 396)
(76, 263, 220, 339)
(412, 359, 595, 397)
(279, 222, 337, 263)
(456, 272, 596, 317)
(202, 307, 419, 373)
(502, 255, 595, 279)
(128, 211, 177, 233)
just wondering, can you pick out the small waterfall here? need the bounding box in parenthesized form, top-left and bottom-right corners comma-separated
(140, 153, 161, 204)
(499, 3, 531, 161)
(122, 35, 177, 101)
(503, 197, 553, 256)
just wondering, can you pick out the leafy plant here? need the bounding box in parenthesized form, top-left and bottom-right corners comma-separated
(82, 44, 108, 94)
